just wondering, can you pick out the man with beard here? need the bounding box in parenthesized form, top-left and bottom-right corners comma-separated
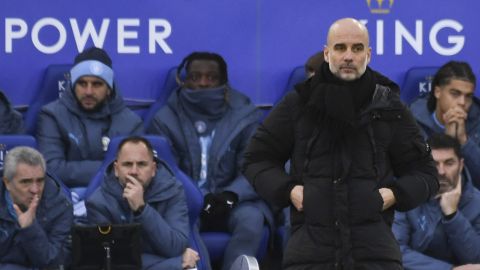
(147, 52, 273, 270)
(393, 133, 480, 269)
(243, 18, 438, 270)
(37, 47, 143, 212)
(86, 136, 199, 270)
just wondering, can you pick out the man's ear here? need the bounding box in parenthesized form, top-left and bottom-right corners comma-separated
(151, 161, 157, 178)
(459, 158, 465, 173)
(434, 86, 441, 99)
(323, 46, 329, 63)
(3, 177, 11, 191)
(113, 161, 118, 177)
(366, 47, 372, 64)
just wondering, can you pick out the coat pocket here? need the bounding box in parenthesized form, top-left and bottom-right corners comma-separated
(348, 183, 384, 224)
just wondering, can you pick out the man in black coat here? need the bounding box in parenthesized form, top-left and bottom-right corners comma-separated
(243, 17, 439, 270)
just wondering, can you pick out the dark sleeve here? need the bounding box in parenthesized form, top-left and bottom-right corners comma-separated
(146, 111, 168, 135)
(221, 119, 262, 201)
(392, 211, 453, 270)
(37, 110, 102, 187)
(0, 91, 24, 134)
(242, 93, 298, 208)
(134, 176, 189, 258)
(17, 197, 73, 267)
(388, 105, 439, 211)
(86, 196, 114, 225)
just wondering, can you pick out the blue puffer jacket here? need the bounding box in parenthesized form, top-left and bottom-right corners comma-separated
(86, 163, 189, 270)
(0, 174, 73, 268)
(393, 170, 480, 270)
(147, 87, 274, 227)
(410, 97, 480, 188)
(0, 91, 23, 134)
(37, 87, 143, 188)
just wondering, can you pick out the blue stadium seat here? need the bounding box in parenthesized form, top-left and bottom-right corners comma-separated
(259, 65, 306, 120)
(24, 64, 72, 135)
(84, 135, 210, 270)
(0, 135, 38, 173)
(400, 66, 439, 105)
(143, 66, 180, 129)
(281, 65, 306, 103)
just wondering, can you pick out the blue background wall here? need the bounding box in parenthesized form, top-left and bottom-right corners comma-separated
(0, 0, 478, 107)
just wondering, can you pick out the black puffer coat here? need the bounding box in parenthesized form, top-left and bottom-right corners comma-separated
(243, 67, 438, 270)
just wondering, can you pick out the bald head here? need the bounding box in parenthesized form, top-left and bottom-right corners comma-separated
(324, 18, 371, 81)
(327, 18, 370, 47)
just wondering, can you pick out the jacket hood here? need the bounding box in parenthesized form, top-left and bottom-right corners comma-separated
(60, 84, 127, 119)
(459, 167, 477, 204)
(40, 173, 70, 209)
(0, 91, 24, 134)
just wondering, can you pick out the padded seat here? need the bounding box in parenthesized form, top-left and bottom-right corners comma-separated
(400, 66, 439, 105)
(24, 64, 72, 135)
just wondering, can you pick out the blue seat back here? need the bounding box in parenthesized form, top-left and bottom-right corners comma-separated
(260, 65, 306, 120)
(400, 66, 439, 105)
(24, 64, 72, 135)
(281, 65, 306, 103)
(143, 66, 180, 129)
(0, 135, 37, 174)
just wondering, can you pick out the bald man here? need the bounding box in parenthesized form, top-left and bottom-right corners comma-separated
(243, 18, 438, 270)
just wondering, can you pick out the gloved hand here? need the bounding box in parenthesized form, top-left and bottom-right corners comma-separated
(201, 192, 239, 232)
(216, 191, 239, 212)
(202, 193, 217, 215)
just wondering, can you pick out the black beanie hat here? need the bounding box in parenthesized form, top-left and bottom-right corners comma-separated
(74, 47, 112, 68)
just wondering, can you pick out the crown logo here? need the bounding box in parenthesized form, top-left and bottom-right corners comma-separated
(366, 0, 394, 14)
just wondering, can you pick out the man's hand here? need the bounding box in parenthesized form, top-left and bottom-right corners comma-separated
(290, 185, 304, 211)
(123, 175, 145, 212)
(440, 176, 462, 216)
(14, 195, 39, 228)
(182, 248, 199, 269)
(444, 106, 468, 145)
(379, 188, 396, 210)
(453, 264, 480, 270)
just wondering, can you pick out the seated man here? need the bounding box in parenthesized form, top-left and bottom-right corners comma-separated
(86, 136, 198, 270)
(0, 90, 23, 134)
(37, 47, 143, 195)
(409, 61, 480, 187)
(393, 133, 480, 269)
(0, 146, 73, 269)
(147, 52, 272, 270)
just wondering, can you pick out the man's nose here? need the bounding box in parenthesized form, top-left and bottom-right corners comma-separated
(436, 164, 445, 175)
(30, 182, 41, 194)
(343, 49, 354, 61)
(84, 84, 94, 94)
(128, 164, 139, 175)
(198, 76, 211, 88)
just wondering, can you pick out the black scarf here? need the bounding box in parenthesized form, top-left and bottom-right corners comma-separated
(296, 62, 398, 142)
(178, 86, 228, 135)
